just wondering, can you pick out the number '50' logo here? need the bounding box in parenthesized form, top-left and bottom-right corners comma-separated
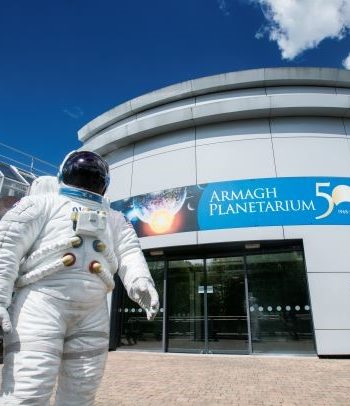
(315, 182, 350, 220)
(315, 183, 333, 219)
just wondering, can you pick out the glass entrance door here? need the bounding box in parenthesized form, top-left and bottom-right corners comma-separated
(114, 244, 315, 355)
(167, 257, 249, 354)
(167, 259, 205, 352)
(206, 257, 249, 354)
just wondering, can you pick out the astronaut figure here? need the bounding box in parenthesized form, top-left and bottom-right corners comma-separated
(0, 151, 159, 405)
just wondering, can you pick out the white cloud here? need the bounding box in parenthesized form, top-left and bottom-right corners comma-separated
(63, 106, 84, 119)
(217, 0, 230, 16)
(254, 0, 350, 60)
(343, 53, 350, 69)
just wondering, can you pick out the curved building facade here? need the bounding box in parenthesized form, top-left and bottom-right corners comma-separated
(79, 68, 350, 356)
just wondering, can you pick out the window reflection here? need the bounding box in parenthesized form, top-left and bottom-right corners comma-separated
(247, 252, 314, 354)
(119, 261, 164, 350)
(206, 257, 248, 353)
(167, 259, 205, 352)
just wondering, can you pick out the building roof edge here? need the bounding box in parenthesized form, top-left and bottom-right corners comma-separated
(78, 67, 350, 142)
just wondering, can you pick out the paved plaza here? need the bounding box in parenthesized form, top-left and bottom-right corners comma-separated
(93, 351, 350, 405)
(2, 350, 349, 405)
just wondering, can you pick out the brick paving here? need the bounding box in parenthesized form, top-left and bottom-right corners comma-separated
(1, 351, 349, 405)
(92, 351, 350, 406)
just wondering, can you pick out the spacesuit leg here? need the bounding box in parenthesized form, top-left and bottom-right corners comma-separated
(0, 288, 66, 405)
(55, 299, 110, 406)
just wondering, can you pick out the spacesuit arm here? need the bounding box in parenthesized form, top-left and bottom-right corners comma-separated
(112, 212, 159, 319)
(113, 212, 153, 293)
(0, 196, 47, 308)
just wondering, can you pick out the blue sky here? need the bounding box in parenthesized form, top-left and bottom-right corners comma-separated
(1, 0, 350, 173)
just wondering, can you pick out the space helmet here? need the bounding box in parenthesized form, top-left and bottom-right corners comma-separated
(58, 150, 110, 196)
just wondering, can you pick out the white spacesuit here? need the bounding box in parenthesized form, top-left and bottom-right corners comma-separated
(28, 175, 59, 195)
(0, 152, 159, 405)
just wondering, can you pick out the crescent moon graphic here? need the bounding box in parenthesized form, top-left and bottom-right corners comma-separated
(187, 203, 195, 211)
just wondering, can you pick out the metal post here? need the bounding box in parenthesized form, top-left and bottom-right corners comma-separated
(244, 255, 253, 354)
(162, 261, 168, 352)
(203, 259, 209, 354)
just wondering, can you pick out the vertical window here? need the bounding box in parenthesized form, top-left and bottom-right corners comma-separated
(118, 261, 164, 350)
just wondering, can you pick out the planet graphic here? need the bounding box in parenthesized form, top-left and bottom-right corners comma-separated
(132, 187, 187, 233)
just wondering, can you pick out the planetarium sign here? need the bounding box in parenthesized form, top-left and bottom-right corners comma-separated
(112, 177, 350, 237)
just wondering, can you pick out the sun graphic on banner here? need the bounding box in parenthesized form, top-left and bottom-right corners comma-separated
(130, 187, 187, 235)
(149, 209, 174, 233)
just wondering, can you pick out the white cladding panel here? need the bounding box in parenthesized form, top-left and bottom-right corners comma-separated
(105, 145, 134, 168)
(270, 116, 346, 138)
(133, 128, 195, 160)
(266, 86, 337, 95)
(273, 137, 350, 177)
(270, 93, 349, 111)
(308, 273, 350, 330)
(108, 164, 132, 201)
(344, 118, 350, 136)
(198, 227, 284, 244)
(196, 138, 276, 184)
(196, 88, 266, 104)
(131, 147, 196, 196)
(196, 119, 270, 145)
(315, 330, 350, 355)
(136, 98, 195, 119)
(140, 232, 197, 249)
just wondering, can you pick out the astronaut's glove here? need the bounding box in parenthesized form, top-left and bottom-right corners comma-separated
(0, 306, 12, 333)
(129, 278, 159, 321)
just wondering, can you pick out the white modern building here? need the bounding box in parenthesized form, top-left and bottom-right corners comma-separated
(79, 67, 350, 356)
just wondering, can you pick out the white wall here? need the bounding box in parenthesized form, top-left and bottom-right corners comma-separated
(104, 115, 350, 355)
